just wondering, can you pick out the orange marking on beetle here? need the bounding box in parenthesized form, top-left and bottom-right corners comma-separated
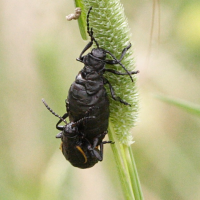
(59, 142, 63, 151)
(76, 146, 87, 163)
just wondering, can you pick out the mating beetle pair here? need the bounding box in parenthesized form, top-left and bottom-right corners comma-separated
(43, 7, 139, 168)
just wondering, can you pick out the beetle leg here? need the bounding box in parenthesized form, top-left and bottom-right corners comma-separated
(76, 41, 93, 62)
(91, 130, 107, 149)
(92, 137, 99, 149)
(105, 43, 131, 64)
(92, 149, 102, 161)
(88, 139, 114, 162)
(103, 78, 131, 106)
(85, 131, 107, 161)
(56, 132, 63, 138)
(98, 140, 114, 161)
(86, 141, 102, 161)
(118, 43, 131, 62)
(56, 112, 69, 131)
(104, 68, 139, 76)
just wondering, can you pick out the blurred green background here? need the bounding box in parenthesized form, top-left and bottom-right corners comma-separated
(1, 0, 200, 199)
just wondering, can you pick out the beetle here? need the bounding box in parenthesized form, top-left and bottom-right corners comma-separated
(65, 7, 139, 147)
(42, 7, 139, 168)
(42, 99, 112, 168)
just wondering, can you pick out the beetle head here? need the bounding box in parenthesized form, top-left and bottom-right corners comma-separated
(91, 48, 106, 60)
(63, 122, 78, 137)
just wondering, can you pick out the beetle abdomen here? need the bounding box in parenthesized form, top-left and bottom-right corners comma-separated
(67, 74, 109, 142)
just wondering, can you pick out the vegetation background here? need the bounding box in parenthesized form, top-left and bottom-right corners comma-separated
(0, 0, 200, 199)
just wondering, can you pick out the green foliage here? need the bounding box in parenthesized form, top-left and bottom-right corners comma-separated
(156, 95, 200, 117)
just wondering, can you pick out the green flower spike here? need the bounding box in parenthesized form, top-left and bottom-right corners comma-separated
(74, 0, 143, 199)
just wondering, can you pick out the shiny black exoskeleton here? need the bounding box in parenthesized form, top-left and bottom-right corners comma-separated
(42, 99, 112, 169)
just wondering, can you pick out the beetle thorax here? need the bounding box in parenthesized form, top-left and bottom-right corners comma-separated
(82, 48, 106, 72)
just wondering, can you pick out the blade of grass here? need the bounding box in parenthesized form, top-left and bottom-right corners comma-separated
(109, 122, 135, 200)
(156, 95, 200, 117)
(74, 0, 87, 40)
(128, 146, 144, 200)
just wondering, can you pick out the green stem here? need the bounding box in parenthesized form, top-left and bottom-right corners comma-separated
(109, 123, 144, 200)
(109, 123, 135, 200)
(127, 146, 144, 200)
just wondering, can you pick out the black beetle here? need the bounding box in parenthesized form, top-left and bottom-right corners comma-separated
(66, 7, 139, 147)
(42, 99, 112, 168)
(42, 7, 138, 168)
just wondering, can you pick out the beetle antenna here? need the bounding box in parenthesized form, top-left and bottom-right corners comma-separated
(105, 51, 133, 82)
(86, 7, 92, 37)
(73, 116, 95, 127)
(90, 28, 99, 48)
(42, 99, 67, 124)
(86, 7, 99, 48)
